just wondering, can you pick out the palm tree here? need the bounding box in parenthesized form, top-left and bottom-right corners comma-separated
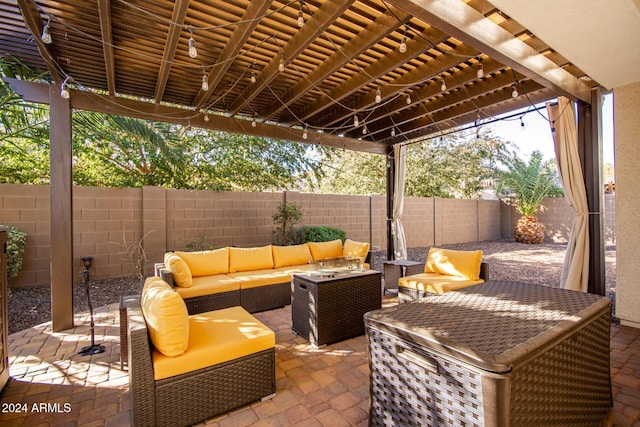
(496, 150, 563, 244)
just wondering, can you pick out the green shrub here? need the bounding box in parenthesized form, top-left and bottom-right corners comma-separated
(303, 226, 346, 243)
(6, 226, 27, 283)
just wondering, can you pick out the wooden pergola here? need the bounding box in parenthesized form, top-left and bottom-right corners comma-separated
(1, 0, 606, 331)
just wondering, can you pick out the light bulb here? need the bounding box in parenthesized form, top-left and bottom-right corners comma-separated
(520, 117, 525, 130)
(60, 80, 70, 99)
(41, 23, 52, 44)
(188, 36, 197, 58)
(204, 113, 210, 122)
(353, 115, 359, 127)
(440, 79, 447, 92)
(278, 59, 285, 72)
(375, 88, 382, 104)
(362, 124, 367, 134)
(406, 94, 411, 105)
(511, 85, 518, 98)
(298, 10, 304, 27)
(477, 63, 484, 79)
(252, 119, 257, 127)
(250, 72, 256, 84)
(399, 36, 407, 53)
(303, 126, 308, 139)
(201, 74, 209, 91)
(391, 128, 396, 137)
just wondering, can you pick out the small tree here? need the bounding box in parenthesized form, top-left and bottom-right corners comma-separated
(272, 201, 303, 246)
(496, 151, 563, 244)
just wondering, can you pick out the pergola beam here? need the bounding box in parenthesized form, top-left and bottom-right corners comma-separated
(388, 0, 592, 103)
(192, 0, 272, 110)
(260, 5, 412, 121)
(226, 0, 354, 117)
(97, 0, 116, 95)
(5, 78, 384, 154)
(154, 0, 190, 103)
(15, 0, 63, 83)
(295, 25, 456, 124)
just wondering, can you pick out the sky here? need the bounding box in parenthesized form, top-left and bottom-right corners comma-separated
(487, 94, 615, 165)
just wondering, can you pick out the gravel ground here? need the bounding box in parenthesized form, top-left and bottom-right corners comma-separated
(7, 239, 618, 335)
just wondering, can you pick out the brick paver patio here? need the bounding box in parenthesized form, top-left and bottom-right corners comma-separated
(0, 297, 638, 426)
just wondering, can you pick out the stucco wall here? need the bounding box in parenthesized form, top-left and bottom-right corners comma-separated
(614, 81, 640, 328)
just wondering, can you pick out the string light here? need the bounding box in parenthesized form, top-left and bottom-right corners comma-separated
(440, 77, 447, 92)
(201, 72, 209, 91)
(362, 123, 368, 134)
(406, 93, 412, 105)
(41, 18, 52, 44)
(391, 127, 396, 136)
(251, 115, 257, 127)
(353, 114, 359, 127)
(399, 26, 407, 53)
(302, 126, 308, 139)
(297, 1, 305, 27)
(60, 77, 70, 99)
(203, 113, 210, 122)
(250, 71, 257, 84)
(520, 117, 525, 129)
(188, 28, 197, 58)
(477, 61, 484, 79)
(278, 59, 285, 72)
(103, 115, 109, 126)
(511, 85, 518, 98)
(375, 88, 382, 104)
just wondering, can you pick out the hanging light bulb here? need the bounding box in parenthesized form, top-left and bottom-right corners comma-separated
(375, 88, 382, 104)
(201, 73, 209, 91)
(511, 85, 518, 98)
(362, 123, 368, 134)
(188, 28, 197, 58)
(251, 117, 257, 127)
(250, 71, 257, 84)
(297, 1, 305, 28)
(353, 115, 359, 128)
(399, 26, 407, 53)
(302, 126, 308, 140)
(60, 77, 70, 99)
(406, 93, 412, 105)
(204, 113, 210, 122)
(41, 19, 52, 44)
(391, 127, 396, 137)
(278, 59, 285, 72)
(103, 115, 109, 126)
(520, 117, 525, 130)
(440, 77, 447, 92)
(477, 62, 484, 79)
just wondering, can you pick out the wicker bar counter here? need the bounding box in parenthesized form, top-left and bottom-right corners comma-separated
(365, 280, 612, 426)
(292, 270, 381, 347)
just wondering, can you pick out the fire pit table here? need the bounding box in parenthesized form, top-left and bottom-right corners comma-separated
(292, 266, 381, 347)
(365, 280, 612, 426)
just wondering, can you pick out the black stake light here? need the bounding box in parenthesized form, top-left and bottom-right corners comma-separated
(78, 256, 105, 356)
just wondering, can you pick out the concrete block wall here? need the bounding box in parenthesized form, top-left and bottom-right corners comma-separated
(5, 183, 609, 288)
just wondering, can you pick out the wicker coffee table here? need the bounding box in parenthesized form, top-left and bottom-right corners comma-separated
(292, 270, 382, 347)
(365, 280, 612, 426)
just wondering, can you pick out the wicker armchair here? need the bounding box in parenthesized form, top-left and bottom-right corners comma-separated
(398, 262, 489, 303)
(126, 303, 275, 427)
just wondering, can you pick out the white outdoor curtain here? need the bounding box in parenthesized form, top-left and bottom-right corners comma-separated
(392, 144, 407, 260)
(546, 97, 589, 292)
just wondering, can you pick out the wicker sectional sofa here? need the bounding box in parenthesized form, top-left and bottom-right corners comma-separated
(398, 247, 489, 303)
(158, 239, 371, 314)
(128, 277, 276, 427)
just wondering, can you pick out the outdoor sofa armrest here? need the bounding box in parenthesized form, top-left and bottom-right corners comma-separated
(127, 304, 156, 427)
(155, 264, 175, 287)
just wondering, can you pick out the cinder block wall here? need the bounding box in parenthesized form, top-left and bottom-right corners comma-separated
(4, 183, 613, 288)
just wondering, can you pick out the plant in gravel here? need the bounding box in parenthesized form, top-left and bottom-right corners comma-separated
(115, 230, 154, 280)
(184, 235, 215, 251)
(6, 226, 27, 285)
(272, 201, 304, 246)
(496, 151, 563, 244)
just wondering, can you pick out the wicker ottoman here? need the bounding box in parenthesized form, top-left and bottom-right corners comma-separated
(365, 281, 612, 426)
(292, 270, 381, 347)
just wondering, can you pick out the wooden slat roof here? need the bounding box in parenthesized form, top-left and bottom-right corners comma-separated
(0, 0, 599, 154)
